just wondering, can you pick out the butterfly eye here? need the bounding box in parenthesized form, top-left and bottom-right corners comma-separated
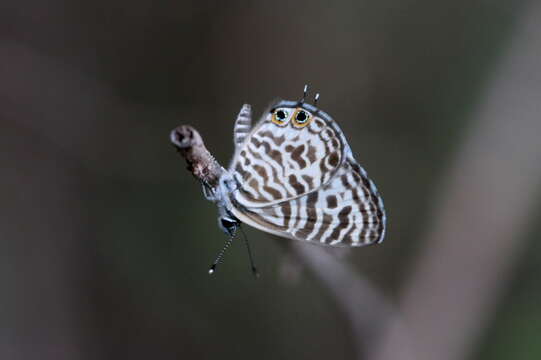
(296, 111, 308, 123)
(272, 108, 289, 125)
(292, 109, 312, 127)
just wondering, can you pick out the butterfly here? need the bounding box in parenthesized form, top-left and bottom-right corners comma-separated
(200, 86, 386, 275)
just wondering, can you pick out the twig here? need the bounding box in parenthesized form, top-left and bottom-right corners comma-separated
(170, 125, 224, 189)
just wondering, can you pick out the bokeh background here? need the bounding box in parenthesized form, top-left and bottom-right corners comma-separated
(2, 1, 540, 359)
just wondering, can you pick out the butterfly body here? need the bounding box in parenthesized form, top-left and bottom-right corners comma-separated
(210, 97, 386, 247)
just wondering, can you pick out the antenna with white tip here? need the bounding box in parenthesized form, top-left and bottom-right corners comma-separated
(209, 235, 234, 274)
(208, 227, 259, 277)
(314, 93, 320, 106)
(301, 84, 308, 103)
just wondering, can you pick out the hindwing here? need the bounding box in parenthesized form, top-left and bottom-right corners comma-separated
(230, 156, 386, 246)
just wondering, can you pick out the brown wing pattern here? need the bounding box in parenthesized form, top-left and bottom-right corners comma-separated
(231, 116, 343, 208)
(231, 156, 386, 246)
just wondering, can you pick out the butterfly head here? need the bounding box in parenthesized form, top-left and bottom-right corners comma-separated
(218, 216, 239, 236)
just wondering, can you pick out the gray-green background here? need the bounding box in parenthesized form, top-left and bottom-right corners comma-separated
(2, 1, 540, 359)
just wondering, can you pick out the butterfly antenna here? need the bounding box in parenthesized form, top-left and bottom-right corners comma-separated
(314, 93, 320, 106)
(209, 235, 234, 275)
(240, 226, 259, 278)
(301, 84, 309, 103)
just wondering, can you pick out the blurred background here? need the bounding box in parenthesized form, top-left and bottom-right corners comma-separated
(1, 1, 540, 359)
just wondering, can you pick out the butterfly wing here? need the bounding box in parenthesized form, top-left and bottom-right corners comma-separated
(227, 101, 386, 246)
(229, 101, 344, 208)
(230, 155, 386, 246)
(233, 104, 252, 151)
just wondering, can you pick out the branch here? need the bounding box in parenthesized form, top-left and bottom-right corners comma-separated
(170, 125, 224, 189)
(284, 241, 399, 358)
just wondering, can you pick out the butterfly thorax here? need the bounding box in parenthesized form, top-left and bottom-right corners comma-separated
(200, 172, 241, 236)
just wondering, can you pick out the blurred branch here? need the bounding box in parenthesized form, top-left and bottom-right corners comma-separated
(170, 124, 399, 359)
(373, 3, 541, 360)
(284, 241, 398, 358)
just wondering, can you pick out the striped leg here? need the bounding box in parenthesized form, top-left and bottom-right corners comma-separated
(233, 104, 252, 151)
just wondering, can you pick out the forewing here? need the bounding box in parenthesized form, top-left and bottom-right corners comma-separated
(230, 157, 386, 246)
(230, 113, 343, 208)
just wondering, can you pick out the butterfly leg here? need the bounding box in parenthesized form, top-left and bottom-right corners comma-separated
(239, 225, 259, 277)
(233, 104, 252, 151)
(201, 181, 216, 201)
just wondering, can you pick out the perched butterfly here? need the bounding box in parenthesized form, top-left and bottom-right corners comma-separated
(197, 86, 386, 275)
